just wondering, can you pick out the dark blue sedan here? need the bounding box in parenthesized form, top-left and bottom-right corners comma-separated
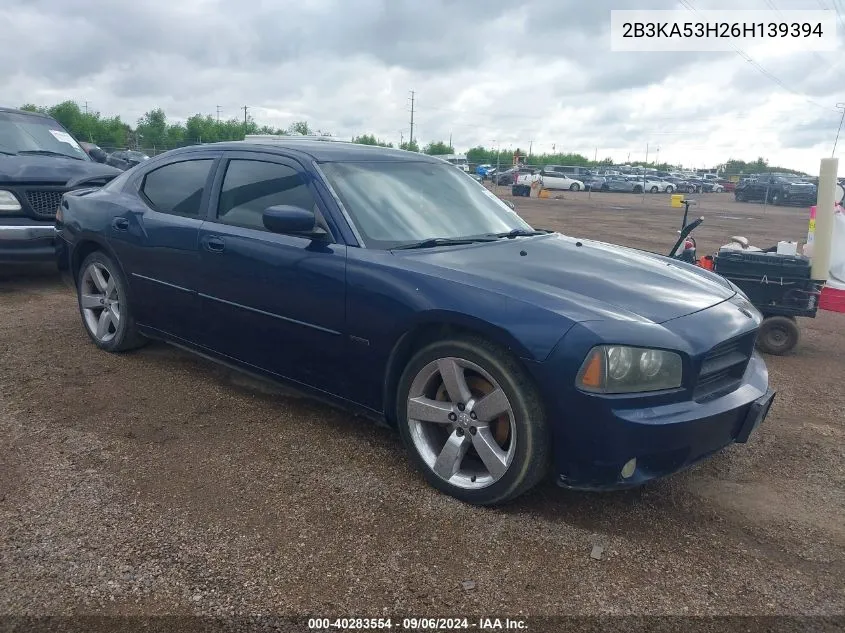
(55, 139, 774, 505)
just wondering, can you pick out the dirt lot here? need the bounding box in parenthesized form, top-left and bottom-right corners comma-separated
(1, 190, 844, 621)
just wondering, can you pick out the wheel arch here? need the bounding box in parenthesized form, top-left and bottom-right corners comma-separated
(70, 235, 126, 287)
(381, 313, 536, 427)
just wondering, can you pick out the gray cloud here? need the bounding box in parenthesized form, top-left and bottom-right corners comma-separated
(1, 0, 843, 171)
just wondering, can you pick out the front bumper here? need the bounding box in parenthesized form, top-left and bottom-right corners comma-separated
(547, 352, 772, 491)
(0, 222, 57, 264)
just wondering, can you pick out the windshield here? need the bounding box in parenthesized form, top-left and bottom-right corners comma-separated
(0, 111, 89, 161)
(321, 161, 532, 249)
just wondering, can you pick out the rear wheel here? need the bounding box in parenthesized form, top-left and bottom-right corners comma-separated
(650, 186, 659, 193)
(396, 337, 550, 505)
(770, 191, 782, 205)
(634, 186, 643, 193)
(666, 185, 674, 193)
(77, 251, 146, 352)
(756, 316, 800, 355)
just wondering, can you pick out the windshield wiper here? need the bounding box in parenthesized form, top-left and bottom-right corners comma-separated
(491, 228, 552, 239)
(17, 149, 84, 161)
(0, 149, 17, 156)
(391, 236, 499, 251)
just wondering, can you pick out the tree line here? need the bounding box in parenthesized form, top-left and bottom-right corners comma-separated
(17, 101, 804, 174)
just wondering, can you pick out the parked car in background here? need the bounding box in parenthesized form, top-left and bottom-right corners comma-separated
(666, 177, 697, 193)
(79, 141, 109, 164)
(55, 138, 774, 505)
(636, 175, 675, 193)
(734, 173, 817, 205)
(540, 166, 585, 191)
(493, 167, 533, 186)
(717, 180, 736, 192)
(583, 175, 608, 191)
(106, 150, 150, 171)
(543, 165, 593, 181)
(475, 164, 495, 179)
(605, 176, 644, 193)
(0, 106, 120, 264)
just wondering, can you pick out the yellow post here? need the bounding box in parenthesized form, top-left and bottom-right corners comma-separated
(671, 194, 684, 208)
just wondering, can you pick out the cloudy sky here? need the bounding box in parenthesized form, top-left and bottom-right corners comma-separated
(2, 0, 844, 174)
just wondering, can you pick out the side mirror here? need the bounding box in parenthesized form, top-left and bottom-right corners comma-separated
(262, 205, 328, 240)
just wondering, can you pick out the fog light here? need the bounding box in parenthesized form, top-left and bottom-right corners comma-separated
(620, 458, 637, 479)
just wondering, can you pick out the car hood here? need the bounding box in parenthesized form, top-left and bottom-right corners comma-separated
(397, 233, 735, 324)
(0, 155, 121, 185)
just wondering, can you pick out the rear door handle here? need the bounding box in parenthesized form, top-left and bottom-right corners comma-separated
(112, 217, 129, 231)
(205, 236, 225, 253)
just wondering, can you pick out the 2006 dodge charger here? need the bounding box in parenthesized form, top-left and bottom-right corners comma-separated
(56, 138, 775, 505)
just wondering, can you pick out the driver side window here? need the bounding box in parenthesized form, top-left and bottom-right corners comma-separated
(216, 159, 324, 231)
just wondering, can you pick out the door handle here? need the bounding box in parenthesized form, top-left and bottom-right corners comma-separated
(205, 236, 225, 253)
(112, 217, 129, 231)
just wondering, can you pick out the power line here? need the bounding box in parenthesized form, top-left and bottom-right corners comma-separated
(680, 0, 839, 112)
(834, 103, 845, 156)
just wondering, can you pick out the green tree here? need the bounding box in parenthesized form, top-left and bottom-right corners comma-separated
(399, 140, 420, 152)
(136, 108, 169, 149)
(423, 140, 454, 155)
(352, 133, 392, 147)
(287, 121, 312, 135)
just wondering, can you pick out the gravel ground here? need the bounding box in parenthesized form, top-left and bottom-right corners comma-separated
(1, 191, 843, 625)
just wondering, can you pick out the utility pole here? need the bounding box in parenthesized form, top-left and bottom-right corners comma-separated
(84, 100, 89, 115)
(833, 103, 845, 157)
(528, 140, 533, 158)
(449, 132, 452, 150)
(594, 147, 597, 163)
(409, 90, 415, 148)
(400, 131, 404, 148)
(242, 106, 248, 135)
(655, 145, 660, 166)
(216, 105, 221, 123)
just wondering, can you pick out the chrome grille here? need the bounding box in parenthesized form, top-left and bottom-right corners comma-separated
(25, 189, 65, 218)
(694, 331, 757, 402)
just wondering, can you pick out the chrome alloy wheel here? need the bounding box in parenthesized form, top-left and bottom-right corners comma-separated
(80, 261, 121, 343)
(406, 357, 516, 490)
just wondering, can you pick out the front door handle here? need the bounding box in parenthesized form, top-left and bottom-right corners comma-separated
(112, 217, 129, 231)
(205, 236, 225, 253)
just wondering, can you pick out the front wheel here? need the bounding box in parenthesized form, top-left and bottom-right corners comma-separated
(569, 183, 580, 191)
(77, 251, 147, 352)
(650, 186, 658, 193)
(666, 185, 674, 193)
(396, 337, 550, 505)
(756, 316, 800, 355)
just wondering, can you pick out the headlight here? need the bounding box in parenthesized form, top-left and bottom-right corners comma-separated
(576, 345, 683, 394)
(0, 190, 22, 213)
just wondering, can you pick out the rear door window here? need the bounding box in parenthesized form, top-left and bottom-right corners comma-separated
(141, 159, 214, 217)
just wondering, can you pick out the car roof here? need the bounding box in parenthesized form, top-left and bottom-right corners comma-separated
(166, 139, 444, 164)
(0, 106, 55, 120)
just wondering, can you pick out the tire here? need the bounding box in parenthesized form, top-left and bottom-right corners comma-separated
(77, 251, 147, 352)
(633, 186, 643, 193)
(601, 184, 609, 191)
(735, 192, 745, 202)
(688, 185, 696, 193)
(650, 186, 658, 193)
(770, 192, 781, 205)
(666, 186, 674, 193)
(569, 183, 579, 191)
(756, 316, 800, 355)
(396, 336, 551, 506)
